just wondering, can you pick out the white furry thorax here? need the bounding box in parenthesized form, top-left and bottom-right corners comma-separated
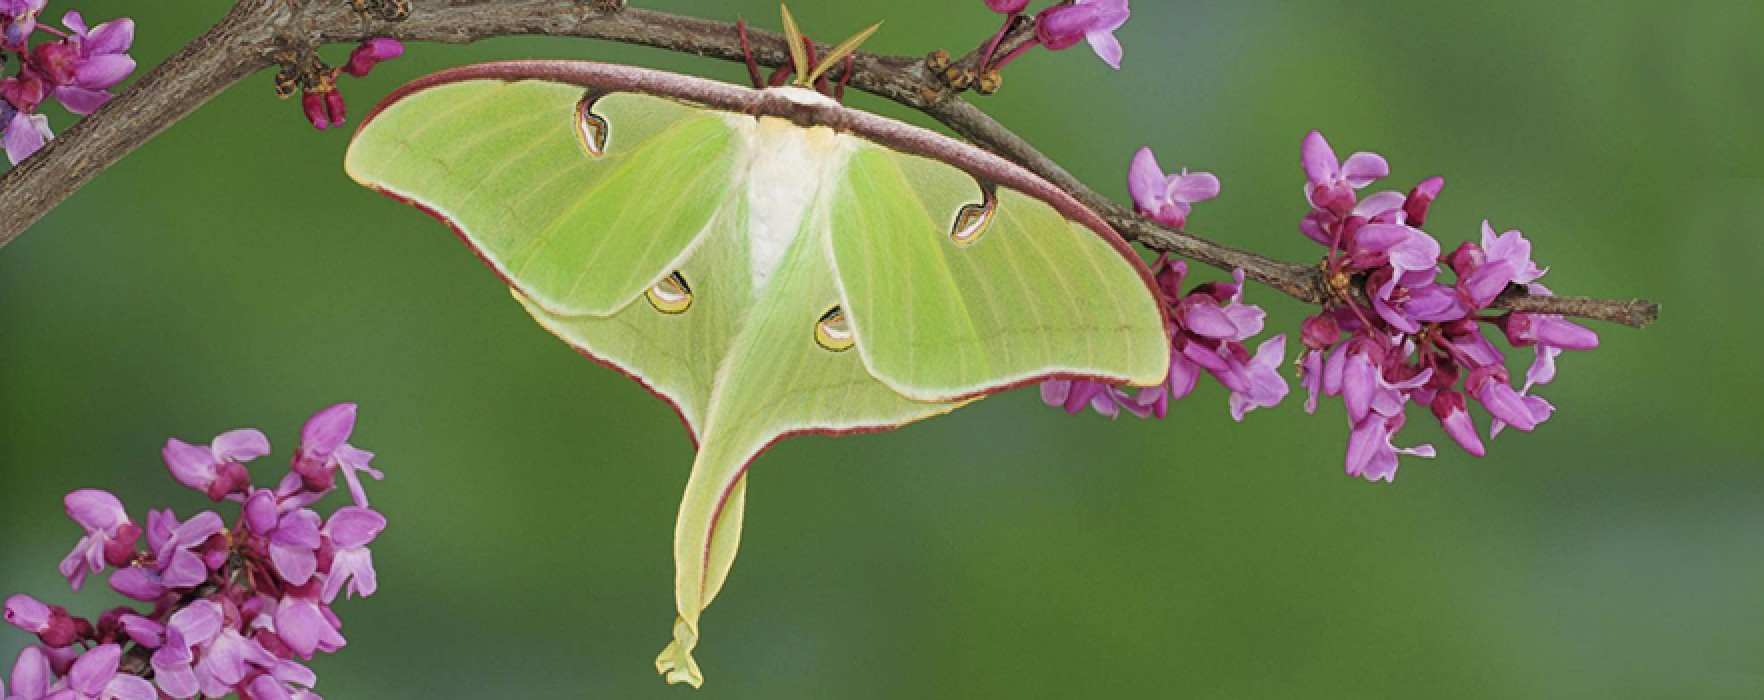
(725, 86, 855, 292)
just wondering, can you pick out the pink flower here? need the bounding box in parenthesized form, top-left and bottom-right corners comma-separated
(267, 509, 323, 587)
(38, 12, 135, 114)
(153, 600, 278, 699)
(163, 429, 269, 501)
(1040, 378, 1150, 419)
(1346, 412, 1436, 483)
(291, 403, 382, 507)
(4, 595, 83, 648)
(341, 37, 402, 78)
(0, 0, 45, 51)
(1, 105, 52, 164)
(320, 507, 386, 603)
(1128, 147, 1219, 230)
(58, 490, 139, 591)
(273, 585, 346, 659)
(1035, 0, 1130, 69)
(1301, 130, 1388, 216)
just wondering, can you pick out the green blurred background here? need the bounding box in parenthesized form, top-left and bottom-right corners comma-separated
(3, 1, 1760, 697)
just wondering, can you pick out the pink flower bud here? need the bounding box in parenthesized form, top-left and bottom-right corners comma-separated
(1403, 176, 1444, 226)
(302, 91, 330, 130)
(985, 0, 1031, 13)
(342, 37, 403, 77)
(1431, 390, 1485, 457)
(1300, 314, 1341, 350)
(325, 90, 347, 127)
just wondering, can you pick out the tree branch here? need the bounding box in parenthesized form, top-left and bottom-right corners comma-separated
(0, 0, 1659, 329)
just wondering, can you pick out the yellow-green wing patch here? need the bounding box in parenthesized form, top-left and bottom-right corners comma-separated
(829, 144, 1168, 402)
(346, 80, 742, 316)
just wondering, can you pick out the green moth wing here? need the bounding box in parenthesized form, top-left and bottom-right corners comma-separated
(832, 144, 1169, 401)
(344, 79, 742, 317)
(345, 61, 1168, 688)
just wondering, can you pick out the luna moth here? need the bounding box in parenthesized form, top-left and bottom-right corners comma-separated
(345, 19, 1169, 687)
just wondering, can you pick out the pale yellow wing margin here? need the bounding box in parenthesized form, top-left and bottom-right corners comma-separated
(655, 197, 967, 688)
(345, 80, 743, 317)
(829, 144, 1169, 402)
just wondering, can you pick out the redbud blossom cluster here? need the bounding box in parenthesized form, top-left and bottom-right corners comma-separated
(1294, 131, 1598, 481)
(2, 404, 387, 700)
(0, 0, 133, 164)
(285, 37, 403, 131)
(1043, 145, 1291, 421)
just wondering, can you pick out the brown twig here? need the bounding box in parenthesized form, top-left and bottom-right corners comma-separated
(0, 0, 1659, 328)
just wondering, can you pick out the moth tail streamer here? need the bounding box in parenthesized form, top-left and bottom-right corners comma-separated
(658, 443, 752, 688)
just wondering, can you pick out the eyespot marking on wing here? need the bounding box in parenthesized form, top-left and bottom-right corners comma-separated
(575, 92, 610, 158)
(950, 181, 998, 246)
(814, 306, 855, 352)
(646, 271, 694, 314)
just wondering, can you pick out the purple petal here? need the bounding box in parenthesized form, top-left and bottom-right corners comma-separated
(324, 548, 379, 602)
(272, 545, 318, 586)
(1442, 410, 1484, 456)
(1406, 284, 1463, 322)
(1182, 302, 1238, 339)
(59, 10, 86, 37)
(1476, 381, 1538, 433)
(245, 490, 280, 534)
(249, 675, 296, 700)
(120, 614, 165, 649)
(53, 85, 112, 115)
(1127, 147, 1166, 213)
(1354, 190, 1406, 219)
(109, 566, 166, 601)
(1460, 259, 1515, 308)
(72, 54, 134, 90)
(106, 674, 158, 700)
(273, 510, 323, 549)
(1344, 417, 1386, 479)
(167, 600, 222, 645)
(1387, 230, 1442, 273)
(69, 643, 121, 695)
(1301, 131, 1337, 185)
(212, 429, 271, 463)
(1080, 0, 1130, 29)
(65, 489, 126, 532)
(83, 17, 134, 56)
(1222, 303, 1266, 340)
(153, 659, 200, 700)
(3, 595, 49, 633)
(336, 445, 381, 508)
(1370, 291, 1421, 334)
(1165, 353, 1200, 400)
(1535, 316, 1599, 351)
(159, 549, 209, 589)
(161, 439, 217, 492)
(169, 511, 224, 551)
(1086, 29, 1124, 69)
(195, 633, 246, 686)
(325, 507, 387, 549)
(1339, 151, 1389, 188)
(274, 600, 345, 659)
(1039, 379, 1071, 407)
(10, 646, 52, 699)
(1342, 354, 1378, 422)
(1167, 171, 1220, 205)
(1354, 223, 1412, 253)
(300, 403, 357, 457)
